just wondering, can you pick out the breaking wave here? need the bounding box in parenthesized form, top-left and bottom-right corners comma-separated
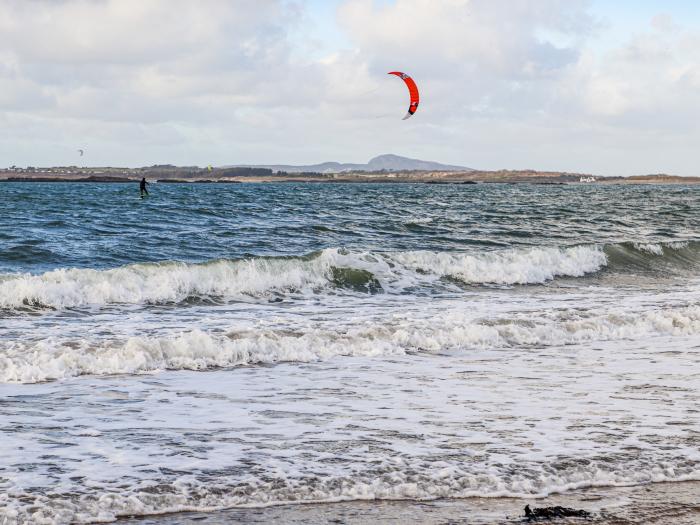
(2, 455, 699, 524)
(0, 245, 602, 310)
(605, 241, 700, 273)
(0, 242, 697, 311)
(3, 304, 700, 383)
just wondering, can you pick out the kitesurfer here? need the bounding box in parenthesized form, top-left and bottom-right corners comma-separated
(140, 177, 149, 198)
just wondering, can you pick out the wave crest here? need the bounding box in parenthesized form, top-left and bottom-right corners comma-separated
(0, 245, 610, 310)
(1, 241, 697, 312)
(392, 245, 606, 285)
(605, 241, 700, 273)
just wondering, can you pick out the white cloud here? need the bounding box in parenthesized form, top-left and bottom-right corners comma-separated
(574, 24, 700, 125)
(0, 0, 308, 120)
(0, 0, 699, 174)
(339, 0, 590, 74)
(335, 1, 700, 175)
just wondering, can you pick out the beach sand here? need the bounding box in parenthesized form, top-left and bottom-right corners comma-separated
(117, 481, 700, 524)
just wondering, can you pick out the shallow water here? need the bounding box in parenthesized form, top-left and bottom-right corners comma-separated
(0, 182, 699, 523)
(117, 481, 700, 524)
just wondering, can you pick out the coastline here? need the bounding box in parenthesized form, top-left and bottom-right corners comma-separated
(2, 172, 700, 185)
(116, 481, 700, 524)
(2, 165, 699, 185)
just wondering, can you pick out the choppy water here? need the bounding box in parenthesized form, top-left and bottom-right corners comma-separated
(0, 182, 699, 524)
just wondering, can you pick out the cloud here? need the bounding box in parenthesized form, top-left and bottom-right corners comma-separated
(0, 0, 310, 121)
(335, 1, 700, 174)
(339, 0, 590, 75)
(571, 23, 700, 127)
(0, 0, 699, 174)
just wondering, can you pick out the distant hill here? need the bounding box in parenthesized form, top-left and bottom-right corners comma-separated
(227, 154, 472, 173)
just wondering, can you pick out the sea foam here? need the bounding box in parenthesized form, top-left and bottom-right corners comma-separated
(3, 304, 699, 383)
(0, 245, 608, 310)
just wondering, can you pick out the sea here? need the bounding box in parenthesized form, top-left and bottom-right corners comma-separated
(0, 181, 698, 524)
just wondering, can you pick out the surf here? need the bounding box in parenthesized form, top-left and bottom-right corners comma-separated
(3, 301, 700, 383)
(0, 245, 608, 310)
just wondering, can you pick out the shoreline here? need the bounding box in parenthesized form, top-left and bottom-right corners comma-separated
(115, 481, 700, 524)
(2, 167, 699, 185)
(2, 175, 699, 185)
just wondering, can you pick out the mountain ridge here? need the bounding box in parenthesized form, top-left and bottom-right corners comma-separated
(226, 154, 472, 173)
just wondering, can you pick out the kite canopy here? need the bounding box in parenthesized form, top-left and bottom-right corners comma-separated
(78, 149, 84, 156)
(388, 71, 419, 120)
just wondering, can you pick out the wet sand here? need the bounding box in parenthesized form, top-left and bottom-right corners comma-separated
(117, 481, 700, 524)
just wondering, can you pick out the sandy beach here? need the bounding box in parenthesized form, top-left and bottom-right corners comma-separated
(117, 481, 700, 524)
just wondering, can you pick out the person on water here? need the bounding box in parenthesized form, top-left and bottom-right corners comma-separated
(140, 177, 149, 198)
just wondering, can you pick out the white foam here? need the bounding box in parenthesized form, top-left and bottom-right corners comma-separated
(390, 245, 607, 285)
(3, 303, 699, 383)
(405, 216, 433, 224)
(1, 457, 698, 524)
(666, 241, 690, 250)
(633, 241, 691, 255)
(0, 246, 609, 310)
(633, 243, 663, 255)
(0, 255, 331, 309)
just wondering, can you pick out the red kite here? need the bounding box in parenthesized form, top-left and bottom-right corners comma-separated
(388, 71, 419, 120)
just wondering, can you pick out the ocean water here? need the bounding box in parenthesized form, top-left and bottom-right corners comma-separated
(0, 182, 698, 524)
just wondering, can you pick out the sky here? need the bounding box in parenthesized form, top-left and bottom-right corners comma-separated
(1, 0, 700, 175)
